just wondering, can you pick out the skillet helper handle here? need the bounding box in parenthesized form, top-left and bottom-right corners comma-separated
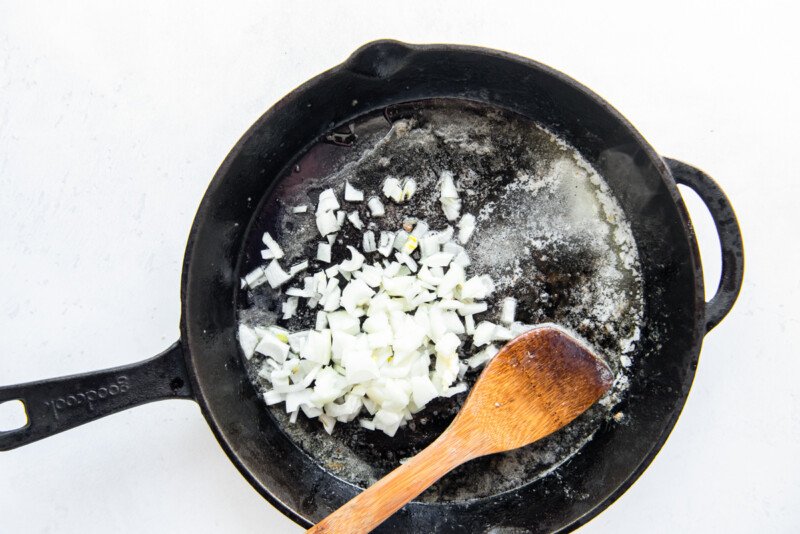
(665, 158, 744, 332)
(0, 341, 192, 451)
(308, 432, 468, 534)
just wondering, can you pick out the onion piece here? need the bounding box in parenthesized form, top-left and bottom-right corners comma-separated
(362, 230, 377, 253)
(367, 197, 385, 217)
(457, 214, 476, 244)
(300, 329, 332, 364)
(260, 249, 275, 260)
(281, 297, 299, 319)
(255, 330, 290, 361)
(316, 243, 332, 263)
(421, 252, 454, 268)
(347, 210, 364, 230)
(292, 205, 308, 213)
(402, 178, 417, 201)
(264, 260, 292, 288)
(382, 177, 404, 203)
(464, 314, 476, 335)
(500, 297, 517, 324)
(472, 321, 497, 347)
(261, 231, 285, 259)
(395, 252, 418, 273)
(339, 246, 365, 272)
(238, 324, 259, 359)
(377, 231, 394, 257)
(316, 210, 339, 237)
(316, 188, 340, 214)
(315, 310, 328, 331)
(467, 344, 499, 368)
(344, 181, 364, 202)
(244, 266, 267, 289)
(289, 261, 309, 276)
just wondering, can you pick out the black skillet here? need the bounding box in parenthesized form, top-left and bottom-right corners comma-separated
(0, 41, 743, 532)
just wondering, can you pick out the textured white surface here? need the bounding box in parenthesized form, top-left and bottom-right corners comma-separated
(1, 2, 798, 533)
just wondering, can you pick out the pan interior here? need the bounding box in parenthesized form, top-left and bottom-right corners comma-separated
(237, 99, 643, 503)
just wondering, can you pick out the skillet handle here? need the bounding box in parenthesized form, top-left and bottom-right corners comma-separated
(0, 341, 193, 451)
(665, 158, 744, 333)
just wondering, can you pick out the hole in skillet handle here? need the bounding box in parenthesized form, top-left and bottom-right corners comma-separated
(0, 400, 29, 432)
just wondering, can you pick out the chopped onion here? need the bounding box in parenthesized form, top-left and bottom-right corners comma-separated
(382, 177, 404, 203)
(264, 260, 292, 288)
(281, 297, 299, 319)
(377, 231, 394, 256)
(395, 252, 418, 273)
(367, 197, 385, 217)
(467, 344, 499, 368)
(243, 187, 527, 437)
(300, 329, 332, 365)
(289, 261, 309, 276)
(339, 246, 365, 271)
(316, 188, 340, 214)
(402, 178, 417, 201)
(262, 231, 285, 259)
(316, 210, 339, 237)
(344, 181, 364, 202)
(244, 266, 267, 289)
(260, 249, 275, 260)
(362, 230, 377, 253)
(501, 297, 517, 324)
(255, 330, 290, 361)
(292, 205, 308, 213)
(315, 310, 328, 331)
(472, 321, 497, 347)
(464, 314, 476, 335)
(457, 301, 487, 316)
(238, 325, 258, 359)
(439, 171, 461, 221)
(460, 274, 495, 300)
(347, 210, 364, 230)
(316, 243, 332, 263)
(401, 235, 418, 254)
(422, 252, 454, 268)
(457, 214, 476, 244)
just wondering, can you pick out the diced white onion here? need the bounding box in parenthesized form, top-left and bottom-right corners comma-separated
(339, 246, 365, 272)
(501, 297, 517, 324)
(344, 181, 364, 202)
(382, 177, 404, 203)
(362, 230, 377, 253)
(347, 210, 364, 230)
(367, 197, 385, 217)
(316, 188, 340, 214)
(316, 210, 339, 237)
(292, 205, 308, 213)
(262, 232, 285, 259)
(244, 266, 267, 289)
(238, 324, 258, 359)
(317, 243, 332, 263)
(402, 178, 417, 201)
(289, 261, 309, 276)
(457, 214, 476, 244)
(264, 260, 292, 288)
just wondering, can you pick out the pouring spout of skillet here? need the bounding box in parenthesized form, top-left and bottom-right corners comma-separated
(309, 324, 614, 534)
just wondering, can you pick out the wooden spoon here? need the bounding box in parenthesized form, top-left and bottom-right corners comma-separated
(307, 324, 613, 534)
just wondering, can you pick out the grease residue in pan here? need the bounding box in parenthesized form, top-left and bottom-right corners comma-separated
(238, 100, 643, 503)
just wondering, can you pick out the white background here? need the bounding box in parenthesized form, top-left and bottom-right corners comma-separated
(1, 1, 798, 532)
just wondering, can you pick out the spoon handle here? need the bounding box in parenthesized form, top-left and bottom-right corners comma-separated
(307, 432, 470, 534)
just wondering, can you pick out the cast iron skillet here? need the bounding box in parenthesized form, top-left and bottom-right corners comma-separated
(0, 41, 743, 532)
